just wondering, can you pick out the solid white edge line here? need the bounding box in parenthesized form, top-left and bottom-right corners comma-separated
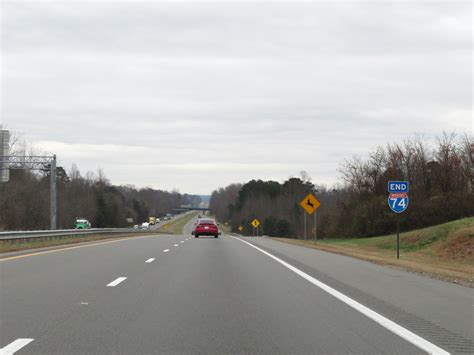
(106, 277, 127, 287)
(163, 249, 170, 252)
(232, 236, 449, 355)
(145, 258, 155, 263)
(0, 338, 34, 354)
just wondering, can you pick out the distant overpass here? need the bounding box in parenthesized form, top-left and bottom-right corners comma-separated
(172, 206, 210, 212)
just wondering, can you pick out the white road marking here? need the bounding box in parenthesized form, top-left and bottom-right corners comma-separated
(145, 258, 155, 263)
(233, 237, 450, 355)
(163, 249, 170, 253)
(106, 277, 127, 287)
(180, 241, 185, 244)
(174, 244, 179, 247)
(0, 338, 34, 354)
(80, 302, 89, 305)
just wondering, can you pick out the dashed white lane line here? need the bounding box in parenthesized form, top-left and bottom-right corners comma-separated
(180, 241, 185, 243)
(0, 338, 34, 354)
(233, 237, 450, 355)
(106, 277, 127, 287)
(173, 244, 179, 247)
(145, 258, 155, 263)
(163, 249, 170, 253)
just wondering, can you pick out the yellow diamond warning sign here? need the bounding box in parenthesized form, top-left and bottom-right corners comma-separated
(251, 219, 260, 228)
(300, 193, 320, 215)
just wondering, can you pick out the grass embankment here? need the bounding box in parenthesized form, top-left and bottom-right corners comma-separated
(219, 223, 232, 234)
(274, 217, 474, 287)
(157, 211, 199, 234)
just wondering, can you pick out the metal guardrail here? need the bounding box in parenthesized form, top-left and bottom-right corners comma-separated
(0, 228, 141, 242)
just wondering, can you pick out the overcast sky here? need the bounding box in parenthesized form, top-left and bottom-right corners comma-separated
(1, 1, 472, 194)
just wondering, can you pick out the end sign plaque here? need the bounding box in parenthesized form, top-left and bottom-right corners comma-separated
(388, 181, 409, 194)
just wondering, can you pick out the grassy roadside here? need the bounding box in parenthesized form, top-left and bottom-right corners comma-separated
(272, 217, 474, 287)
(157, 211, 199, 235)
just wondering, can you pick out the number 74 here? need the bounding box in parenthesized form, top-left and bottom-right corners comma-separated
(389, 198, 406, 209)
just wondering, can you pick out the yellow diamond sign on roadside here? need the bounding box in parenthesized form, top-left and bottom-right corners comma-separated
(251, 219, 260, 228)
(238, 225, 243, 232)
(300, 193, 320, 215)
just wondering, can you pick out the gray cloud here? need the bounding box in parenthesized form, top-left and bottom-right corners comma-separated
(1, 1, 472, 194)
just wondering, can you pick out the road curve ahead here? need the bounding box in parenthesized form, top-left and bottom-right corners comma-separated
(1, 218, 472, 354)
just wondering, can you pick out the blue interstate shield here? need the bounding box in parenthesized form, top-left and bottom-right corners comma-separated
(388, 193, 409, 213)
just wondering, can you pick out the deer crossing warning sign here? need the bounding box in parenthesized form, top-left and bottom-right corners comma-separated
(300, 193, 320, 215)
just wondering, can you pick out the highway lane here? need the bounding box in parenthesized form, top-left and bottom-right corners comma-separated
(244, 237, 474, 346)
(0, 218, 472, 354)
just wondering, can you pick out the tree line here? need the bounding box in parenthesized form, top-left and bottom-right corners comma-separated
(209, 133, 474, 239)
(0, 132, 201, 230)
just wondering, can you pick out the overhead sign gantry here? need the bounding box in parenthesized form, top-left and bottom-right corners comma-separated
(0, 130, 58, 229)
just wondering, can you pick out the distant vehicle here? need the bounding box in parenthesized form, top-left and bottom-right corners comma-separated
(141, 222, 150, 229)
(163, 213, 172, 220)
(74, 218, 91, 229)
(156, 218, 160, 223)
(133, 224, 139, 229)
(148, 217, 156, 225)
(193, 218, 220, 238)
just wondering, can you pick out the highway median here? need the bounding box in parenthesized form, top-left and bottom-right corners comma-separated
(0, 211, 202, 255)
(0, 229, 163, 255)
(157, 211, 199, 234)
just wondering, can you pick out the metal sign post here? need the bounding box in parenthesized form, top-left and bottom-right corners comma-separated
(396, 215, 400, 259)
(0, 131, 9, 182)
(388, 181, 409, 259)
(314, 211, 317, 244)
(304, 212, 306, 240)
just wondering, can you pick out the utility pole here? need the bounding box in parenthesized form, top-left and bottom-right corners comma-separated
(50, 155, 57, 230)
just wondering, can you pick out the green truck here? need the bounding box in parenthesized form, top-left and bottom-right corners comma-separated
(74, 218, 91, 229)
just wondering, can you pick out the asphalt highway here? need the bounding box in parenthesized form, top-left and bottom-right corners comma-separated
(0, 218, 472, 354)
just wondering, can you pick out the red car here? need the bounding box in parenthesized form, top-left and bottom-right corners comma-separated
(193, 218, 220, 238)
